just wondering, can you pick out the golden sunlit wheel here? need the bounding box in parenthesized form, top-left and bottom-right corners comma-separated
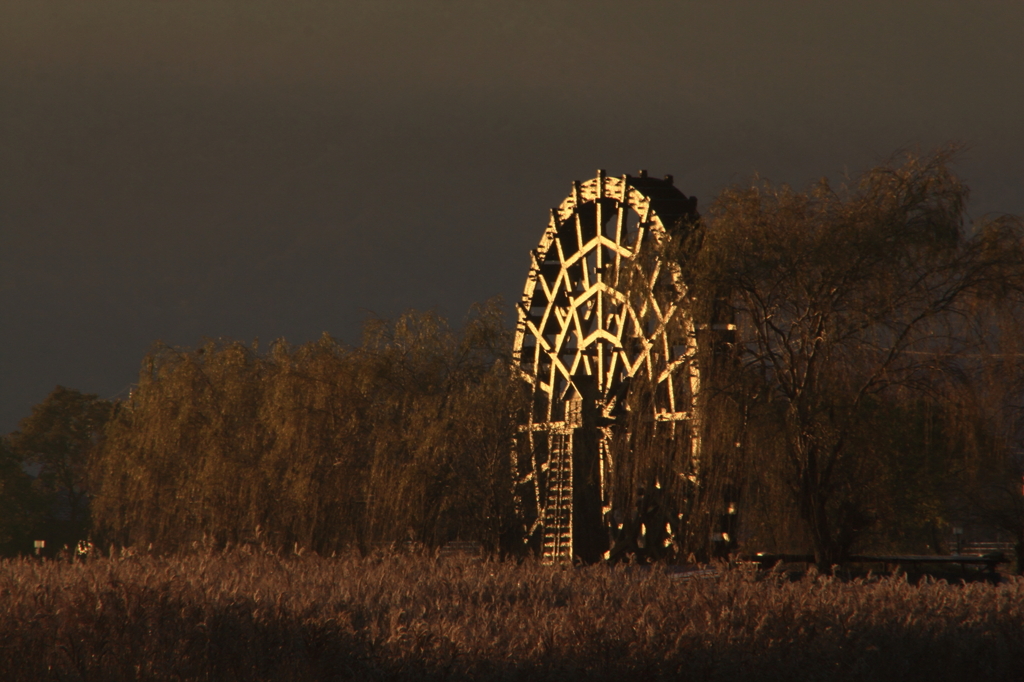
(512, 170, 702, 563)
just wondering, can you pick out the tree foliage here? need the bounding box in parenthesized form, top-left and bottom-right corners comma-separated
(946, 289, 1024, 571)
(10, 150, 1024, 567)
(90, 299, 521, 554)
(672, 149, 1024, 567)
(0, 436, 37, 554)
(5, 387, 113, 554)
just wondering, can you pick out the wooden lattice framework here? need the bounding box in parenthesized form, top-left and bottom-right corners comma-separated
(512, 170, 702, 562)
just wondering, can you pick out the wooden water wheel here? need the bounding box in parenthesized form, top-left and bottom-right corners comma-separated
(512, 170, 703, 562)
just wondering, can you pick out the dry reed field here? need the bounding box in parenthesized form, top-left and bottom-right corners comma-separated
(2, 550, 1023, 682)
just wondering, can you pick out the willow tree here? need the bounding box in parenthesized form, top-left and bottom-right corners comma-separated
(90, 300, 520, 554)
(356, 299, 520, 551)
(675, 149, 1024, 568)
(950, 283, 1024, 572)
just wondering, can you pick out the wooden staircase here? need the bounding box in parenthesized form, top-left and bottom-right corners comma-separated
(541, 431, 573, 563)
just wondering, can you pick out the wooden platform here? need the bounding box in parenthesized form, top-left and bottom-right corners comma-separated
(747, 552, 1010, 573)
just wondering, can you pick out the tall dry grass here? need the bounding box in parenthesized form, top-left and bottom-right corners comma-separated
(2, 550, 1022, 681)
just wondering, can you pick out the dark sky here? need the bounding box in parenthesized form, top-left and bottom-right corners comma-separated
(2, 0, 1023, 433)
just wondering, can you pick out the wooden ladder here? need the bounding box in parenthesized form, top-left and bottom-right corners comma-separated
(542, 431, 573, 563)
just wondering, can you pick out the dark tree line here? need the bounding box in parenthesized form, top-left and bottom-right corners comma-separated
(86, 300, 520, 555)
(1, 387, 113, 555)
(3, 149, 1023, 567)
(672, 149, 1024, 569)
